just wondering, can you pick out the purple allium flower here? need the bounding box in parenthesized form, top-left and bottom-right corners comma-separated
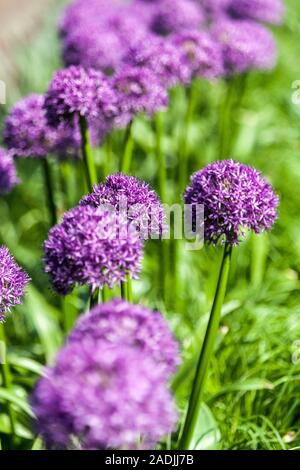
(44, 66, 117, 128)
(3, 94, 80, 159)
(228, 0, 284, 25)
(170, 30, 224, 82)
(44, 205, 143, 295)
(112, 66, 168, 127)
(69, 299, 180, 375)
(31, 340, 177, 449)
(150, 0, 204, 35)
(0, 148, 19, 195)
(212, 18, 277, 74)
(0, 246, 30, 322)
(184, 160, 279, 245)
(124, 35, 189, 87)
(201, 0, 230, 17)
(80, 173, 165, 239)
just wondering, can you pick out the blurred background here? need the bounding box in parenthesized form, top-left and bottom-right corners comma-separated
(0, 0, 300, 450)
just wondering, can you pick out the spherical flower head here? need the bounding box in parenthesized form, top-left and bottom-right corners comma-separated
(0, 246, 30, 322)
(184, 160, 279, 245)
(112, 66, 168, 127)
(212, 18, 277, 75)
(170, 30, 224, 82)
(124, 35, 189, 87)
(80, 173, 166, 239)
(69, 299, 180, 375)
(0, 148, 19, 195)
(150, 0, 204, 35)
(202, 0, 230, 17)
(228, 0, 285, 25)
(4, 94, 80, 159)
(44, 205, 143, 295)
(31, 340, 177, 449)
(44, 66, 117, 128)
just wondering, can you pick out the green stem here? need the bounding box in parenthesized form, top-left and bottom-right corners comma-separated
(155, 111, 169, 302)
(0, 324, 16, 443)
(121, 121, 134, 174)
(42, 159, 57, 227)
(126, 275, 133, 303)
(179, 243, 232, 450)
(102, 285, 110, 303)
(120, 281, 127, 301)
(79, 115, 98, 192)
(179, 82, 197, 194)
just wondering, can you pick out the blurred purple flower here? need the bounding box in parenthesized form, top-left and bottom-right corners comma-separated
(170, 30, 224, 82)
(0, 246, 30, 322)
(150, 0, 205, 35)
(44, 205, 143, 295)
(112, 65, 168, 127)
(184, 159, 279, 245)
(212, 18, 277, 74)
(31, 339, 177, 449)
(0, 148, 19, 195)
(4, 94, 80, 159)
(80, 173, 166, 239)
(228, 0, 285, 25)
(69, 299, 180, 375)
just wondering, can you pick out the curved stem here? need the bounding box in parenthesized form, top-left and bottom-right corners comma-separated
(121, 121, 134, 174)
(0, 324, 16, 444)
(79, 115, 97, 192)
(42, 159, 57, 227)
(179, 243, 232, 450)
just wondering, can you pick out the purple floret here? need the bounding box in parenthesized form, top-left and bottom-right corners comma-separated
(150, 0, 204, 35)
(0, 246, 30, 321)
(212, 18, 277, 75)
(4, 94, 80, 159)
(112, 65, 168, 127)
(31, 339, 177, 449)
(44, 66, 117, 128)
(0, 148, 19, 195)
(69, 299, 180, 375)
(43, 205, 143, 295)
(170, 30, 224, 82)
(80, 173, 166, 239)
(184, 159, 279, 245)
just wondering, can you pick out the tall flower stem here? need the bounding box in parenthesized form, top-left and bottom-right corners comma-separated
(121, 121, 134, 174)
(79, 115, 98, 192)
(179, 81, 197, 194)
(155, 112, 168, 302)
(0, 324, 16, 443)
(42, 159, 57, 227)
(120, 280, 128, 301)
(179, 243, 232, 450)
(126, 275, 133, 303)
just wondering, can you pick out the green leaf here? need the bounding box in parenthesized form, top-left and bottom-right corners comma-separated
(0, 389, 35, 419)
(9, 356, 45, 376)
(0, 414, 33, 439)
(31, 436, 44, 450)
(24, 285, 63, 364)
(190, 403, 221, 450)
(214, 378, 275, 398)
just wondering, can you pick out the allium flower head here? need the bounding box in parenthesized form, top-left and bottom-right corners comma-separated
(69, 299, 180, 375)
(124, 35, 189, 87)
(150, 0, 204, 35)
(228, 0, 284, 25)
(44, 66, 117, 127)
(44, 205, 143, 295)
(31, 339, 177, 449)
(170, 30, 224, 82)
(80, 173, 166, 238)
(184, 160, 279, 245)
(4, 94, 80, 159)
(0, 148, 19, 195)
(212, 18, 277, 74)
(112, 66, 168, 127)
(0, 246, 30, 322)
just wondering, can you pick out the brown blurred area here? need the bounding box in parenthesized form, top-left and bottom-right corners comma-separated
(0, 0, 53, 81)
